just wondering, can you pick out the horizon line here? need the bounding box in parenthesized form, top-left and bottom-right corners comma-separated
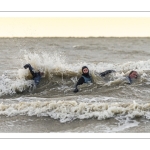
(0, 36, 150, 38)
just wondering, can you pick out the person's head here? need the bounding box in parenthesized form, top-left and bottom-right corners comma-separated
(82, 66, 89, 74)
(39, 71, 44, 76)
(40, 72, 44, 76)
(129, 71, 138, 79)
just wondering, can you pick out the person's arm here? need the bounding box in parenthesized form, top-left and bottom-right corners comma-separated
(24, 64, 35, 77)
(100, 70, 116, 77)
(73, 77, 84, 93)
(28, 65, 36, 77)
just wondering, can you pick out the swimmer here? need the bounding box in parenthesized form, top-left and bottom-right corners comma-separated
(73, 66, 92, 93)
(24, 64, 44, 86)
(100, 70, 138, 84)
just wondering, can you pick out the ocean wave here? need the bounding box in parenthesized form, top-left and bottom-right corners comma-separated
(72, 45, 89, 49)
(0, 99, 150, 123)
(1, 51, 150, 97)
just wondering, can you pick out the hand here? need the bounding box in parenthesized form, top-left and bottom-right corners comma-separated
(24, 64, 30, 69)
(110, 70, 116, 73)
(73, 88, 79, 93)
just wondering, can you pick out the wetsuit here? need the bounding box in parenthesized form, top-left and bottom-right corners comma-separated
(24, 64, 41, 86)
(76, 74, 92, 86)
(125, 76, 132, 84)
(99, 70, 115, 77)
(74, 66, 92, 93)
(100, 70, 133, 84)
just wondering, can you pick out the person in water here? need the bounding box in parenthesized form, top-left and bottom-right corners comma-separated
(99, 70, 138, 84)
(125, 70, 138, 84)
(73, 66, 92, 93)
(24, 64, 44, 86)
(73, 67, 138, 93)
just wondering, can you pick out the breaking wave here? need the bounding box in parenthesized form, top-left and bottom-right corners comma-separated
(0, 97, 150, 123)
(1, 51, 150, 97)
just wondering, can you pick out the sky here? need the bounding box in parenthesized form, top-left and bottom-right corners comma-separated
(1, 17, 150, 37)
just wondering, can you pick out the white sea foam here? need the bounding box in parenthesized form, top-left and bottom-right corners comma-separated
(0, 98, 150, 123)
(20, 51, 150, 77)
(1, 51, 150, 96)
(0, 74, 33, 96)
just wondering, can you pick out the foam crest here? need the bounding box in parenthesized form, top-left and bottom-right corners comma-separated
(2, 51, 150, 96)
(0, 74, 33, 96)
(19, 51, 150, 78)
(0, 100, 150, 123)
(19, 51, 80, 78)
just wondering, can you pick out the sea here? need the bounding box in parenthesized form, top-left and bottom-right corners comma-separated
(1, 37, 150, 133)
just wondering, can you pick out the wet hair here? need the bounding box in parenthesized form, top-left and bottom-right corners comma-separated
(82, 66, 89, 72)
(129, 70, 138, 79)
(129, 71, 136, 76)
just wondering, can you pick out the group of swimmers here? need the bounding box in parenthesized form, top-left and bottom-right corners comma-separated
(24, 64, 138, 93)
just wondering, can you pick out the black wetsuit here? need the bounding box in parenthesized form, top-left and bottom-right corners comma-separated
(74, 66, 92, 93)
(99, 70, 115, 77)
(24, 64, 41, 86)
(75, 74, 92, 87)
(73, 68, 115, 93)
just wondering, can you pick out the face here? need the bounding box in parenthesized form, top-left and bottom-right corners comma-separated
(129, 71, 138, 79)
(40, 72, 44, 76)
(83, 68, 89, 74)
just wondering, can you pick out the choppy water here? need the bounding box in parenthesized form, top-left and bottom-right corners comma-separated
(1, 37, 150, 133)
